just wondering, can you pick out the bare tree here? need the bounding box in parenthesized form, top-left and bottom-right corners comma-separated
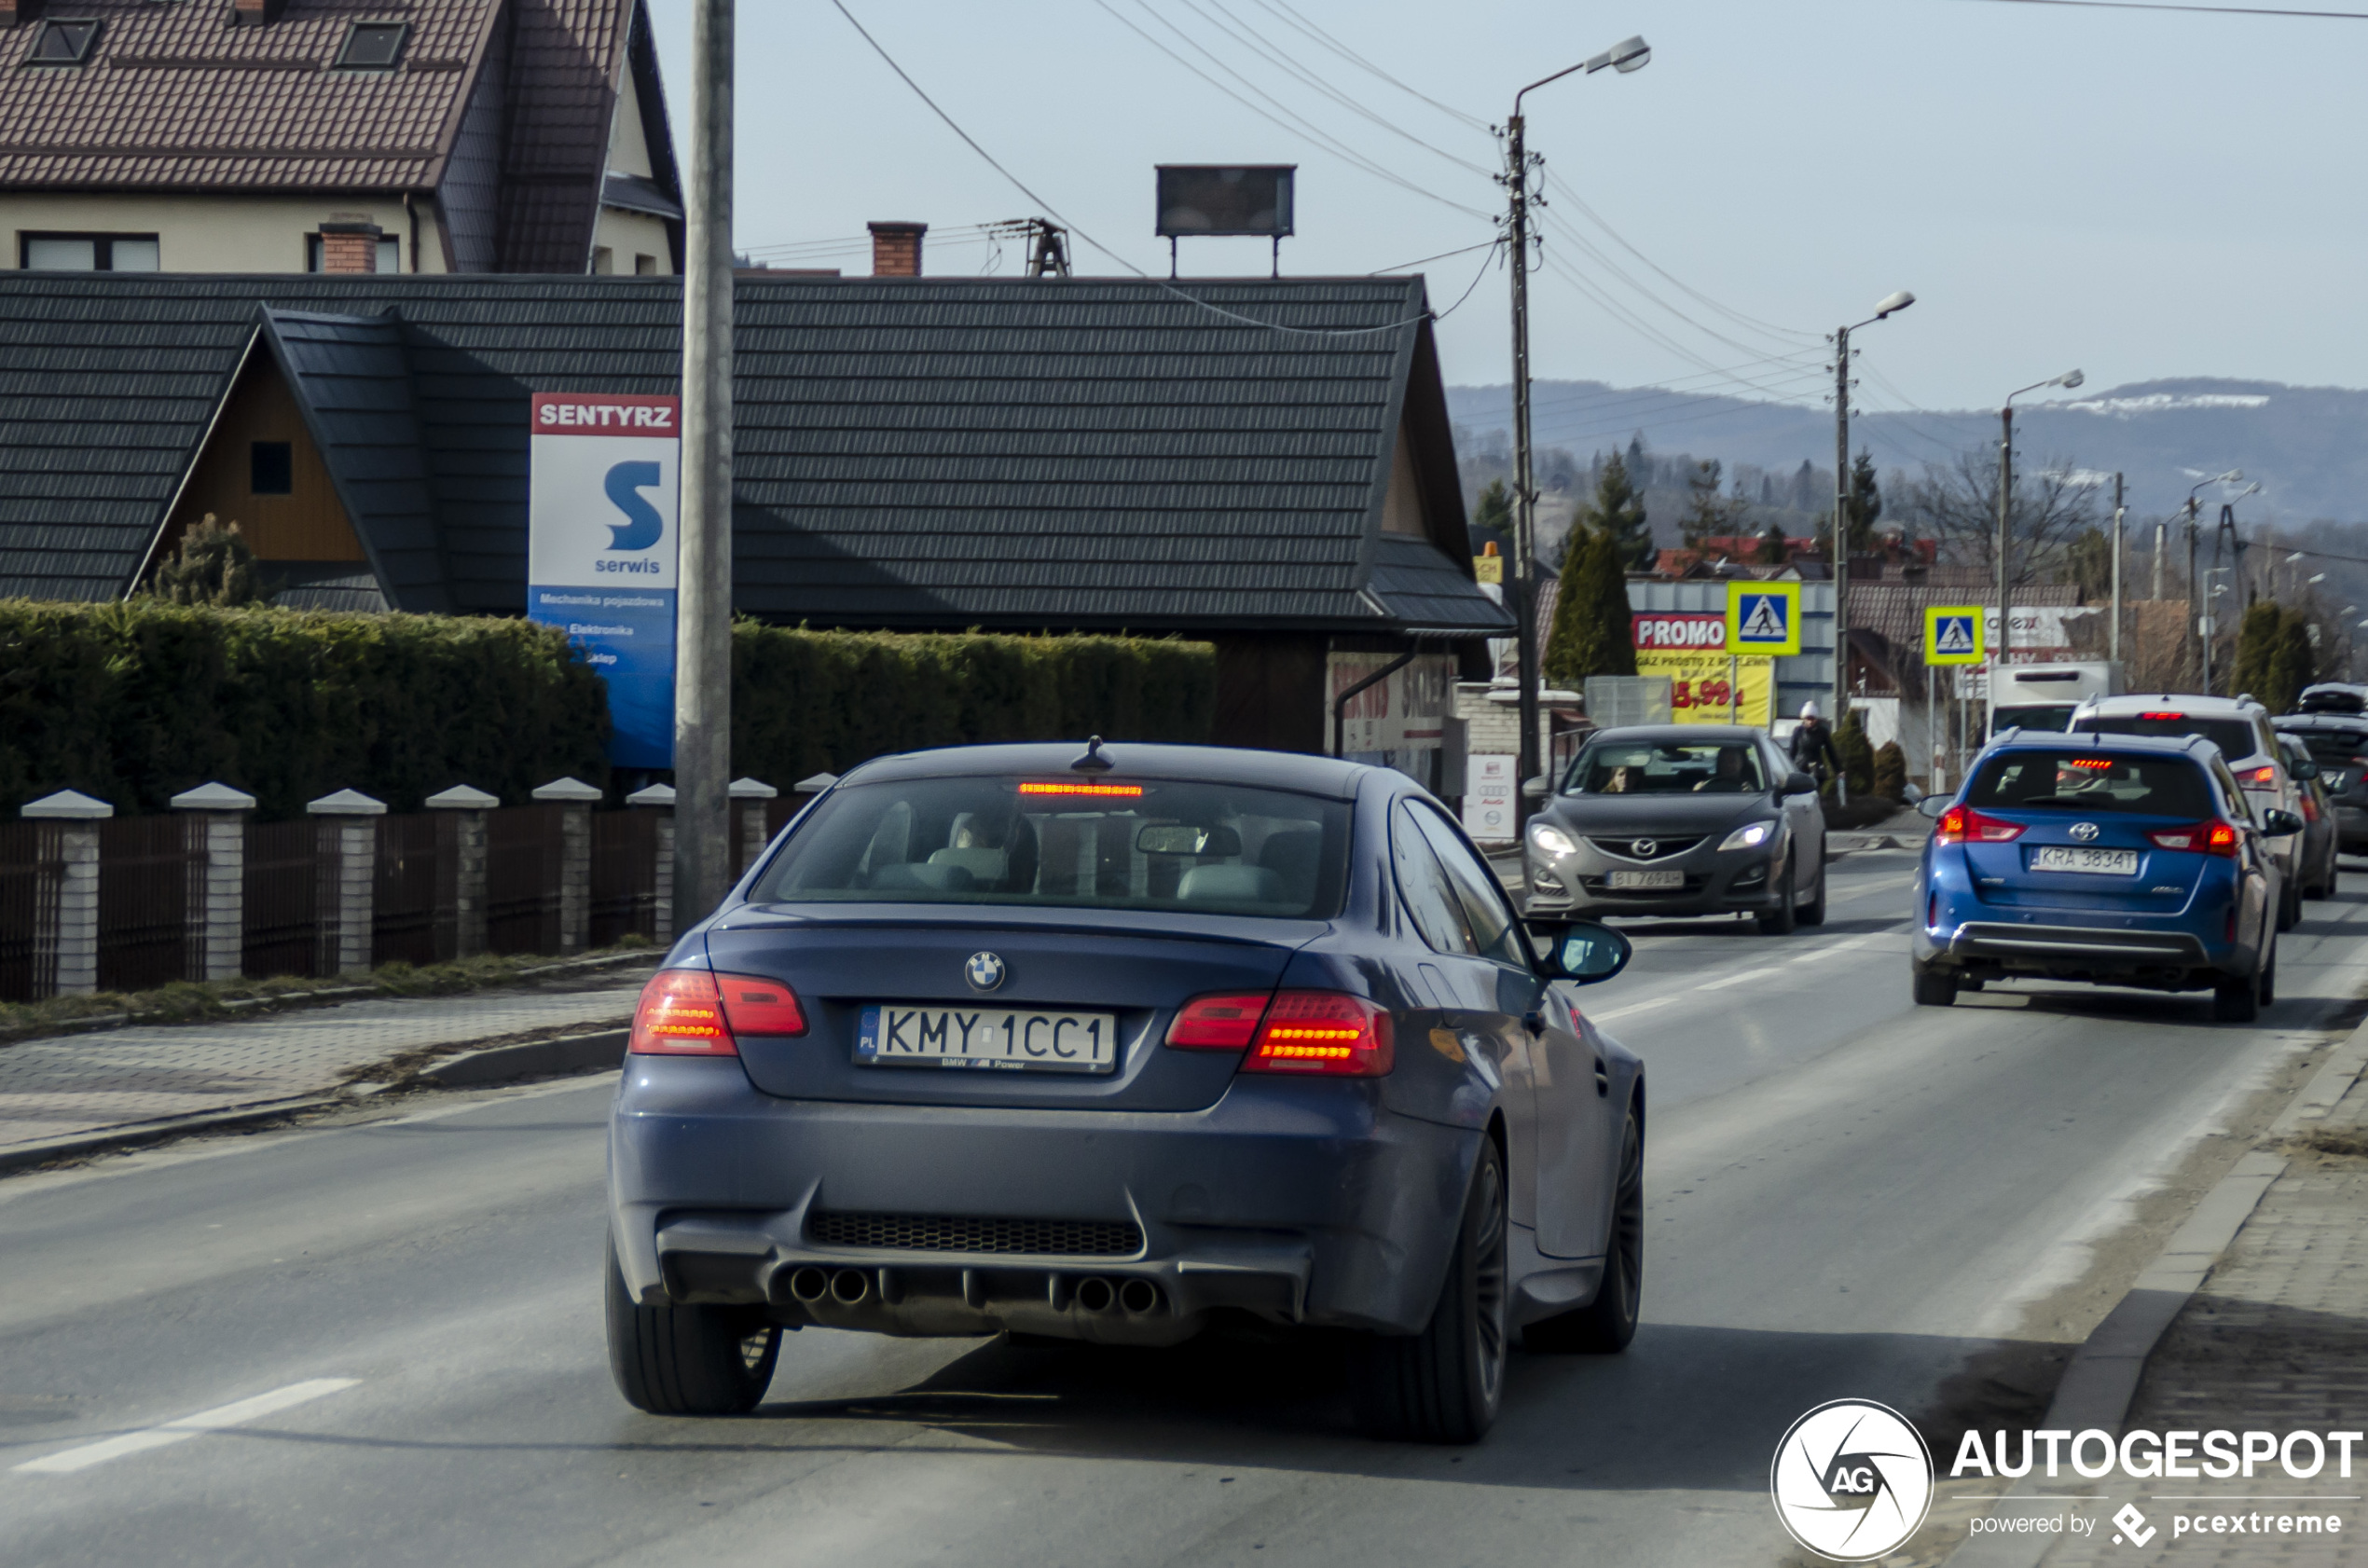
(1892, 449, 2100, 586)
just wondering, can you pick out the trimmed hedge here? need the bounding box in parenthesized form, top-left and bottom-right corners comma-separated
(0, 601, 612, 820)
(733, 624, 1214, 783)
(0, 602, 1216, 819)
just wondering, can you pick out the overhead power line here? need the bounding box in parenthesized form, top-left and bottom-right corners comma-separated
(1251, 0, 1491, 129)
(1957, 0, 2368, 18)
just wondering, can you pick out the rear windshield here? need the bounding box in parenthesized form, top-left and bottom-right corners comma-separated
(750, 776, 1351, 919)
(2279, 726, 2368, 764)
(1966, 750, 2215, 817)
(1564, 739, 1766, 795)
(2078, 713, 2261, 763)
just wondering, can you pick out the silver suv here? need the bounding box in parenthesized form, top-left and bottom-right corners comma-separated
(2068, 693, 2305, 930)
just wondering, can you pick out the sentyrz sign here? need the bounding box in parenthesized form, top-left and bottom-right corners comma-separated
(526, 392, 681, 768)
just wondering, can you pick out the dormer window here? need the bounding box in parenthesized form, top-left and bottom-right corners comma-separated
(333, 21, 407, 70)
(25, 19, 102, 66)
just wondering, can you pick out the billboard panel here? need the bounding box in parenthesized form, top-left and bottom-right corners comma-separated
(526, 392, 681, 769)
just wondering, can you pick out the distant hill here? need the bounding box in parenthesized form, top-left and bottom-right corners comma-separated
(1446, 377, 2368, 524)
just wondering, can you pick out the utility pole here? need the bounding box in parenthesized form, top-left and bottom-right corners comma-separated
(2109, 472, 2124, 664)
(674, 0, 735, 929)
(1503, 109, 1542, 823)
(1832, 325, 1852, 724)
(1995, 402, 2014, 681)
(2153, 521, 2164, 603)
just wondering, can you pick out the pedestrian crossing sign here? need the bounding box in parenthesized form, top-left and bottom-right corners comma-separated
(1924, 606, 1985, 666)
(1726, 582, 1800, 656)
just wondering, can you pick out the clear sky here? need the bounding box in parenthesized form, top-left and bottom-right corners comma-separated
(643, 0, 2366, 419)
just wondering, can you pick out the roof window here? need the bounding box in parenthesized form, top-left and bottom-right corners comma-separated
(24, 19, 103, 66)
(333, 20, 407, 70)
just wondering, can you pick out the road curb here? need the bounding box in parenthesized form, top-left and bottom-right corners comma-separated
(0, 1094, 342, 1175)
(407, 1027, 627, 1088)
(1941, 1020, 2368, 1568)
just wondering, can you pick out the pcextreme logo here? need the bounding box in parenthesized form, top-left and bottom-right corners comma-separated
(1771, 1399, 1935, 1561)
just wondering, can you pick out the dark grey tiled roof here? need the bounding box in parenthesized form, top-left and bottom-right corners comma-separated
(0, 272, 1505, 637)
(267, 561, 391, 613)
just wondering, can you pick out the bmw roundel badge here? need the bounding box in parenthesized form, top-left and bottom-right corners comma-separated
(965, 952, 1006, 992)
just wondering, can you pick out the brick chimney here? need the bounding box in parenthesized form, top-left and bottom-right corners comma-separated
(229, 0, 284, 25)
(867, 221, 926, 278)
(0, 0, 35, 29)
(319, 222, 381, 274)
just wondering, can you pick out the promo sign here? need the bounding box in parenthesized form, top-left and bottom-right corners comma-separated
(1631, 612, 1773, 726)
(1727, 581, 1801, 657)
(527, 392, 681, 768)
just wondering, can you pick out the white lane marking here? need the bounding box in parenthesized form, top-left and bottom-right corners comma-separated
(1590, 997, 1675, 1024)
(14, 1378, 358, 1475)
(1696, 965, 1783, 991)
(1831, 872, 1916, 900)
(1791, 931, 1891, 963)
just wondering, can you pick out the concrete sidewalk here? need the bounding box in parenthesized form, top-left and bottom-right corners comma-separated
(0, 966, 654, 1164)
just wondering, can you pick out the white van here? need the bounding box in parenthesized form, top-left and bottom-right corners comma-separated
(1989, 662, 2124, 736)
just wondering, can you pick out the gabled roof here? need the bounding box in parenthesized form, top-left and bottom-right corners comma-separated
(0, 0, 667, 273)
(0, 272, 1508, 638)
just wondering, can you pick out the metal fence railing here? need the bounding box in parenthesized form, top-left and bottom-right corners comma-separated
(590, 809, 660, 950)
(95, 816, 200, 994)
(374, 812, 457, 970)
(242, 818, 323, 982)
(486, 804, 564, 957)
(0, 822, 59, 1003)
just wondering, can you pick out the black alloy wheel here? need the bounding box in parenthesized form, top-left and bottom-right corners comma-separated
(1351, 1141, 1509, 1444)
(1756, 852, 1797, 935)
(1526, 1107, 1645, 1354)
(605, 1234, 781, 1415)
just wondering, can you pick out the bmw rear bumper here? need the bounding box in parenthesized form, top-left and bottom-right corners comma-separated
(608, 1056, 1480, 1341)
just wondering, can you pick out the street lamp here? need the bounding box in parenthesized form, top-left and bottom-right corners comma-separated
(1996, 368, 2083, 672)
(1830, 289, 1915, 727)
(1505, 33, 1649, 822)
(2182, 470, 2242, 681)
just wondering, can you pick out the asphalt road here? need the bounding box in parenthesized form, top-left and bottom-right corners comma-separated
(5, 850, 2363, 1568)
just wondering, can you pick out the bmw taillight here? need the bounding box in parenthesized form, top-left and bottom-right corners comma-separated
(630, 970, 736, 1055)
(1241, 991, 1394, 1077)
(716, 973, 806, 1037)
(2147, 821, 2240, 858)
(1164, 992, 1272, 1050)
(1935, 805, 2026, 846)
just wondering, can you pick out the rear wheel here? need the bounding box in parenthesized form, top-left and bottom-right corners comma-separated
(1525, 1108, 1644, 1355)
(2277, 876, 2301, 932)
(1911, 963, 1957, 1008)
(1797, 844, 1827, 927)
(605, 1234, 780, 1415)
(2259, 935, 2278, 1007)
(1350, 1141, 1508, 1444)
(2211, 958, 2262, 1024)
(1755, 854, 1797, 936)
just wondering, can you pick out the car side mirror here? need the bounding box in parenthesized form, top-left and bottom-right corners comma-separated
(1521, 776, 1550, 802)
(1527, 918, 1631, 984)
(1782, 771, 1819, 797)
(2262, 808, 2305, 836)
(2291, 758, 2321, 782)
(1916, 794, 1953, 819)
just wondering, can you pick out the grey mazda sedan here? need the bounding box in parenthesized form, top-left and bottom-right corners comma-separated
(1522, 725, 1827, 932)
(607, 741, 1646, 1444)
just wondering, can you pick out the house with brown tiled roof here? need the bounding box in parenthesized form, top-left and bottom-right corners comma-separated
(0, 0, 681, 277)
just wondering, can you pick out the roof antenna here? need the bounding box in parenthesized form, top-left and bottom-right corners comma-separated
(1071, 736, 1114, 773)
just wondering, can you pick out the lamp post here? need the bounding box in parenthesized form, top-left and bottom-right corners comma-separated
(1829, 289, 1915, 727)
(1505, 33, 1649, 823)
(1995, 369, 2083, 678)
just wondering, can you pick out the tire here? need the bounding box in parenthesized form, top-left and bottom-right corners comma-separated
(1911, 963, 1957, 1008)
(2277, 877, 2300, 932)
(2260, 935, 2278, 1008)
(605, 1234, 780, 1415)
(2211, 963, 2261, 1025)
(1525, 1108, 1644, 1355)
(2327, 861, 2340, 900)
(1797, 844, 1828, 928)
(1350, 1140, 1509, 1444)
(1755, 854, 1798, 936)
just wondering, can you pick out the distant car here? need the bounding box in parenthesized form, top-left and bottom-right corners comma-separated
(1521, 724, 1827, 933)
(2295, 681, 2368, 716)
(2272, 710, 2368, 856)
(1988, 660, 2124, 737)
(2068, 694, 2305, 931)
(2276, 733, 2341, 899)
(605, 742, 1647, 1445)
(1911, 732, 2297, 1021)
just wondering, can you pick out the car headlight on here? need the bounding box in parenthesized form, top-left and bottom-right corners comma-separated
(1718, 820, 1774, 852)
(1530, 822, 1578, 858)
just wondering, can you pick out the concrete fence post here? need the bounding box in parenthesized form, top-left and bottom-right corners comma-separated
(425, 785, 498, 959)
(627, 783, 678, 947)
(728, 777, 777, 873)
(531, 777, 600, 956)
(170, 782, 256, 983)
(307, 789, 386, 976)
(21, 790, 112, 998)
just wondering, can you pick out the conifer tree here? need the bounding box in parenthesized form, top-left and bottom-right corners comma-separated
(1577, 451, 1653, 571)
(1542, 529, 1637, 687)
(150, 515, 273, 607)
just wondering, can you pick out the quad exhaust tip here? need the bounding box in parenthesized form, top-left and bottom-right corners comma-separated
(1074, 1276, 1114, 1313)
(830, 1268, 871, 1304)
(786, 1266, 830, 1303)
(1118, 1278, 1161, 1314)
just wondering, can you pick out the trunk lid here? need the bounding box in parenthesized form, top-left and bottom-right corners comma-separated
(1964, 814, 2201, 915)
(702, 904, 1321, 1111)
